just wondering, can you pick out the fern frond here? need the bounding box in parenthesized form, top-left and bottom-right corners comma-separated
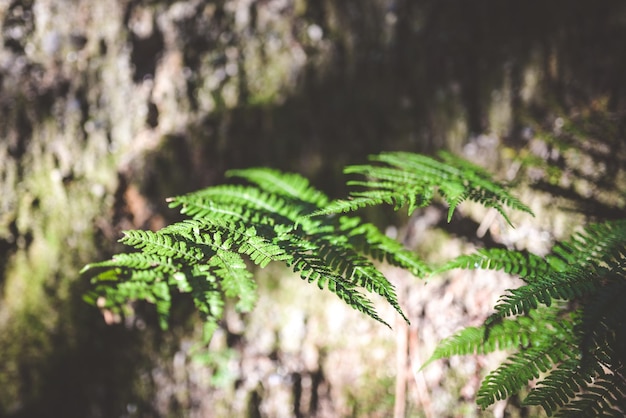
(348, 262, 406, 323)
(162, 217, 292, 269)
(580, 279, 626, 371)
(288, 248, 392, 327)
(428, 219, 626, 414)
(85, 164, 422, 330)
(422, 306, 566, 369)
(120, 229, 206, 262)
(91, 274, 169, 302)
(476, 337, 577, 409)
(486, 268, 598, 325)
(314, 151, 533, 225)
(437, 248, 552, 281)
(474, 310, 585, 413)
(438, 151, 534, 223)
(339, 218, 430, 277)
(548, 219, 626, 271)
(82, 252, 180, 275)
(320, 189, 434, 216)
(209, 249, 257, 312)
(227, 167, 329, 207)
(314, 220, 424, 322)
(170, 185, 302, 223)
(554, 369, 626, 417)
(206, 218, 292, 267)
(91, 277, 173, 329)
(523, 357, 596, 416)
(192, 282, 224, 319)
(483, 221, 626, 326)
(284, 227, 405, 324)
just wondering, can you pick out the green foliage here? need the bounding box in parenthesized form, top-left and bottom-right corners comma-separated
(82, 167, 429, 331)
(83, 151, 626, 417)
(315, 151, 533, 225)
(430, 220, 626, 415)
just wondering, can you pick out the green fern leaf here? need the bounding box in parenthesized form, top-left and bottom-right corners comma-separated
(170, 170, 411, 327)
(422, 307, 565, 370)
(375, 151, 534, 224)
(555, 370, 626, 417)
(549, 219, 626, 270)
(314, 151, 533, 225)
(204, 218, 292, 267)
(120, 230, 205, 262)
(285, 245, 393, 327)
(181, 265, 224, 318)
(171, 185, 303, 224)
(431, 219, 626, 414)
(486, 268, 598, 325)
(209, 249, 257, 312)
(94, 278, 173, 329)
(340, 218, 431, 277)
(523, 357, 597, 416)
(579, 279, 626, 374)
(439, 151, 534, 223)
(82, 252, 180, 276)
(227, 167, 329, 207)
(437, 248, 553, 281)
(477, 338, 576, 409)
(305, 226, 410, 322)
(164, 218, 292, 268)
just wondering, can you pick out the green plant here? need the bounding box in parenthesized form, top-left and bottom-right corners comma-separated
(426, 220, 626, 416)
(82, 162, 430, 332)
(82, 151, 626, 416)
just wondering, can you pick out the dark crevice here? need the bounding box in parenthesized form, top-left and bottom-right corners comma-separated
(2, 0, 35, 54)
(146, 100, 159, 128)
(129, 18, 165, 83)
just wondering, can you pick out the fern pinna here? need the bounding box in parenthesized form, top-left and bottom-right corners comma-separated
(82, 167, 430, 333)
(315, 151, 533, 225)
(429, 220, 626, 416)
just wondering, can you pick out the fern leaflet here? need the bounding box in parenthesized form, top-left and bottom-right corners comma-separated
(316, 151, 533, 225)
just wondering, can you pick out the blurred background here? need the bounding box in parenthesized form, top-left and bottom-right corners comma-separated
(1, 0, 625, 417)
